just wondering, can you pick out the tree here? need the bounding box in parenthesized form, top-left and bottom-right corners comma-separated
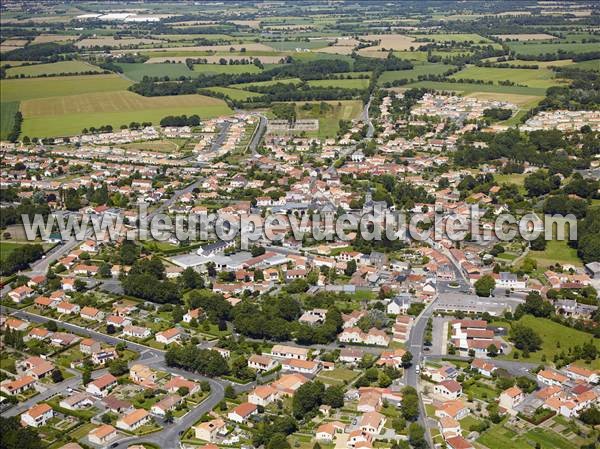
(46, 320, 57, 332)
(82, 368, 92, 385)
(475, 275, 495, 297)
(51, 368, 63, 383)
(510, 324, 542, 353)
(408, 422, 426, 449)
(164, 410, 174, 423)
(292, 381, 325, 419)
(401, 351, 413, 368)
(0, 416, 42, 449)
(322, 385, 345, 408)
(344, 259, 357, 276)
(400, 386, 419, 421)
(579, 406, 600, 425)
(178, 386, 190, 396)
(108, 359, 129, 376)
(487, 344, 499, 357)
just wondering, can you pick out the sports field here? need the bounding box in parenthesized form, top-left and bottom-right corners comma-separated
(20, 91, 232, 137)
(0, 74, 132, 102)
(0, 101, 19, 140)
(201, 86, 263, 101)
(450, 66, 565, 88)
(117, 62, 196, 81)
(6, 61, 103, 77)
(307, 78, 369, 89)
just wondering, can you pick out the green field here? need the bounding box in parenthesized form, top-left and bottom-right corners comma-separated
(201, 86, 263, 101)
(0, 74, 132, 102)
(294, 100, 363, 138)
(265, 40, 331, 51)
(378, 63, 455, 85)
(307, 78, 369, 89)
(316, 367, 359, 386)
(21, 91, 232, 137)
(230, 77, 302, 89)
(450, 66, 565, 88)
(566, 59, 600, 72)
(0, 242, 27, 261)
(410, 33, 491, 43)
(529, 216, 581, 267)
(0, 101, 19, 139)
(478, 423, 579, 449)
(508, 41, 600, 57)
(193, 64, 263, 75)
(6, 61, 103, 78)
(502, 315, 600, 369)
(399, 80, 548, 96)
(117, 62, 195, 81)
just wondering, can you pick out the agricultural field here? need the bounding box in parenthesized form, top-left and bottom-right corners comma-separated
(117, 62, 195, 81)
(193, 64, 264, 75)
(307, 78, 369, 89)
(5, 60, 103, 77)
(0, 242, 25, 261)
(230, 78, 303, 90)
(201, 86, 263, 101)
(492, 33, 558, 41)
(507, 41, 600, 56)
(399, 80, 548, 96)
(20, 91, 231, 137)
(450, 66, 566, 89)
(566, 58, 600, 72)
(265, 39, 331, 51)
(0, 101, 19, 140)
(410, 33, 492, 43)
(0, 74, 132, 102)
(378, 62, 455, 85)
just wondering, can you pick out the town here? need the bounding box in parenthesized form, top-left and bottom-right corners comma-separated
(1, 1, 600, 449)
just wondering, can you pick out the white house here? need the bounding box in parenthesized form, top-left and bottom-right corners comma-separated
(434, 380, 462, 400)
(116, 408, 151, 431)
(21, 403, 53, 427)
(227, 402, 258, 423)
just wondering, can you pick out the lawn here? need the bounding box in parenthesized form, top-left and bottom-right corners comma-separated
(529, 216, 581, 268)
(193, 64, 263, 75)
(201, 86, 264, 101)
(117, 62, 196, 82)
(399, 80, 548, 96)
(316, 368, 360, 386)
(307, 78, 369, 89)
(501, 315, 600, 369)
(0, 355, 17, 373)
(494, 173, 527, 187)
(0, 241, 30, 261)
(0, 74, 132, 102)
(450, 66, 565, 89)
(6, 61, 103, 78)
(292, 99, 363, 138)
(0, 101, 19, 139)
(378, 63, 456, 85)
(21, 91, 232, 137)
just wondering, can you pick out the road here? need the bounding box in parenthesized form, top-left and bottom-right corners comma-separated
(0, 306, 250, 448)
(404, 297, 438, 449)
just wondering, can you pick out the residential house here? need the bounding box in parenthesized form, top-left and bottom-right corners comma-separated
(282, 358, 321, 375)
(434, 380, 462, 400)
(228, 402, 258, 423)
(359, 411, 386, 434)
(59, 392, 94, 411)
(248, 385, 279, 407)
(123, 325, 151, 339)
(499, 386, 525, 413)
(88, 424, 118, 445)
(21, 403, 53, 427)
(316, 421, 345, 442)
(151, 394, 182, 417)
(80, 338, 101, 355)
(1, 375, 37, 395)
(165, 376, 199, 395)
(86, 373, 117, 397)
(194, 418, 227, 442)
(271, 345, 308, 360)
(116, 409, 152, 431)
(248, 355, 279, 372)
(156, 328, 184, 345)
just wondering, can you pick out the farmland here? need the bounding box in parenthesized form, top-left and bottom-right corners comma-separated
(398, 80, 549, 96)
(0, 74, 132, 102)
(230, 78, 303, 90)
(192, 64, 264, 75)
(0, 101, 19, 140)
(450, 66, 566, 89)
(378, 62, 455, 85)
(306, 78, 369, 89)
(5, 60, 103, 77)
(201, 86, 263, 101)
(507, 41, 600, 56)
(20, 91, 231, 137)
(117, 62, 196, 81)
